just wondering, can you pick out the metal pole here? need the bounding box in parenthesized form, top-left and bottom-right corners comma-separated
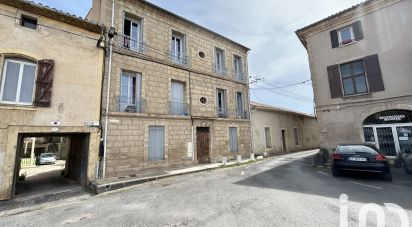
(102, 0, 115, 179)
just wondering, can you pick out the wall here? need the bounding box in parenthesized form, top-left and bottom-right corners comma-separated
(0, 4, 103, 199)
(251, 109, 320, 155)
(303, 0, 412, 149)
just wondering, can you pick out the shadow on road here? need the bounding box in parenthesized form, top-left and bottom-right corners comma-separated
(234, 156, 412, 210)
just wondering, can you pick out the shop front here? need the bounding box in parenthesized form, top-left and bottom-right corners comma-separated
(363, 110, 412, 156)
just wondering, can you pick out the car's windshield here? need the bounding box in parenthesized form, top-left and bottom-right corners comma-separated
(40, 153, 54, 158)
(338, 145, 378, 154)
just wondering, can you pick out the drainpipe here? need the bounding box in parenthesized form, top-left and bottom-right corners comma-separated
(102, 0, 115, 179)
(188, 71, 194, 161)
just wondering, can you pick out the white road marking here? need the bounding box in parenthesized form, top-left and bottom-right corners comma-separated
(317, 171, 330, 176)
(349, 181, 383, 190)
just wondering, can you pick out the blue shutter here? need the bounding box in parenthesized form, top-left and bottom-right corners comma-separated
(229, 127, 238, 153)
(149, 126, 165, 161)
(171, 81, 185, 115)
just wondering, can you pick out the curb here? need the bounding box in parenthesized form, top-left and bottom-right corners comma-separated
(91, 160, 256, 194)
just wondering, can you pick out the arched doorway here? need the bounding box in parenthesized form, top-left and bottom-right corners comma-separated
(363, 110, 412, 156)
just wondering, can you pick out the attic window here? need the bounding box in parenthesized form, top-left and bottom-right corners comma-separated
(21, 15, 38, 29)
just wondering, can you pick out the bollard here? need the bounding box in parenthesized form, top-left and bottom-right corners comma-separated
(222, 157, 228, 166)
(237, 155, 242, 163)
(250, 153, 255, 160)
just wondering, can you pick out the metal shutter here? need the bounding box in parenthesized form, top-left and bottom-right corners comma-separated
(171, 81, 185, 115)
(229, 127, 238, 153)
(148, 126, 165, 161)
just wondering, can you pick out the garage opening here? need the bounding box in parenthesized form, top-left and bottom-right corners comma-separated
(12, 133, 90, 198)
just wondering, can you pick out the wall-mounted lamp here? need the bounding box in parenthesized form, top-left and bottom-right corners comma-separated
(108, 27, 116, 39)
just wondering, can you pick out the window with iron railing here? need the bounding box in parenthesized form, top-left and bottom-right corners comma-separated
(214, 48, 226, 76)
(118, 71, 144, 113)
(122, 17, 143, 52)
(233, 55, 244, 81)
(170, 32, 188, 65)
(216, 89, 228, 118)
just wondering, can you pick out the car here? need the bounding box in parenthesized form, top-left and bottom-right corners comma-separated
(331, 144, 392, 181)
(36, 153, 56, 165)
(401, 149, 412, 174)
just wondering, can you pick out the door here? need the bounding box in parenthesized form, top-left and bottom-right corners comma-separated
(148, 126, 165, 161)
(281, 130, 287, 152)
(67, 134, 89, 186)
(197, 127, 210, 164)
(396, 126, 412, 153)
(376, 127, 397, 156)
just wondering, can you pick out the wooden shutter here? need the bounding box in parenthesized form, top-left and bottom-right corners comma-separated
(330, 30, 339, 48)
(34, 59, 54, 107)
(352, 20, 364, 41)
(364, 54, 385, 92)
(327, 64, 343, 99)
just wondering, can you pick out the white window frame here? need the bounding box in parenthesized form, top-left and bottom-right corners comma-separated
(214, 48, 225, 75)
(171, 32, 185, 63)
(124, 16, 142, 52)
(0, 59, 37, 105)
(233, 55, 242, 79)
(338, 26, 354, 46)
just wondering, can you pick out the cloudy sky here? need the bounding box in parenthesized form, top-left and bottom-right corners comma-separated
(33, 0, 364, 114)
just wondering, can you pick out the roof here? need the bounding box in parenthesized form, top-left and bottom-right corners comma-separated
(295, 0, 374, 48)
(250, 102, 315, 118)
(140, 0, 250, 51)
(0, 0, 104, 33)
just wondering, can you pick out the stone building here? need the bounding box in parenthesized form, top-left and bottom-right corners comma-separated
(296, 0, 412, 157)
(0, 0, 104, 200)
(87, 0, 251, 177)
(250, 102, 319, 155)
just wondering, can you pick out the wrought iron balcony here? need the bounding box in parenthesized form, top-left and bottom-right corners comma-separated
(216, 107, 229, 118)
(232, 109, 249, 119)
(216, 107, 249, 119)
(169, 102, 191, 116)
(213, 64, 227, 77)
(233, 71, 247, 82)
(169, 51, 189, 65)
(116, 96, 146, 113)
(114, 34, 144, 53)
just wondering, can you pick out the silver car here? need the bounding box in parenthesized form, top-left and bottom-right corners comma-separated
(36, 153, 56, 165)
(402, 149, 412, 174)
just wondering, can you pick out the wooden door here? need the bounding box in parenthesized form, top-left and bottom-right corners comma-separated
(197, 127, 210, 164)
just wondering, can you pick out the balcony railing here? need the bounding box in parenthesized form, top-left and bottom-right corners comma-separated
(169, 51, 189, 65)
(116, 96, 146, 113)
(233, 71, 246, 83)
(216, 107, 249, 119)
(169, 102, 190, 116)
(213, 64, 227, 76)
(114, 34, 144, 53)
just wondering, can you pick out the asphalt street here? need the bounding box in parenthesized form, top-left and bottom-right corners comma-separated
(1, 150, 411, 227)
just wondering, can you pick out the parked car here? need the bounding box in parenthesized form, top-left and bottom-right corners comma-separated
(331, 144, 392, 181)
(36, 153, 56, 165)
(401, 149, 412, 174)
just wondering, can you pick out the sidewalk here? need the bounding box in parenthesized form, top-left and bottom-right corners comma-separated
(91, 158, 257, 194)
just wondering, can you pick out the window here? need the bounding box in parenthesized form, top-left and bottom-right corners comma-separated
(294, 128, 299, 146)
(170, 81, 186, 115)
(214, 48, 226, 76)
(119, 71, 142, 112)
(148, 126, 165, 161)
(340, 60, 368, 96)
(0, 59, 36, 105)
(265, 127, 272, 148)
(338, 26, 354, 45)
(236, 92, 245, 119)
(21, 15, 37, 29)
(123, 17, 141, 52)
(233, 55, 243, 81)
(216, 89, 227, 118)
(229, 127, 238, 153)
(171, 32, 186, 64)
(363, 127, 375, 142)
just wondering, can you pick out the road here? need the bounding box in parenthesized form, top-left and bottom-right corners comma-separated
(1, 150, 411, 226)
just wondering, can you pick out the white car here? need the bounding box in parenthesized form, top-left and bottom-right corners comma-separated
(36, 153, 56, 165)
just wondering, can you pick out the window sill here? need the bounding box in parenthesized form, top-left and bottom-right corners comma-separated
(0, 103, 37, 111)
(342, 92, 371, 99)
(338, 40, 358, 48)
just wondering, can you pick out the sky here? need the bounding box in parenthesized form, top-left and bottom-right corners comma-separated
(32, 0, 364, 114)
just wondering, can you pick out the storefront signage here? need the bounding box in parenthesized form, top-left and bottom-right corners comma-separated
(379, 115, 406, 122)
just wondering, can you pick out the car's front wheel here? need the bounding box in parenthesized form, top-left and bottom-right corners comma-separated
(332, 167, 341, 177)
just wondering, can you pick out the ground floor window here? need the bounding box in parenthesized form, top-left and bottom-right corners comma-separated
(148, 126, 165, 161)
(363, 110, 412, 156)
(229, 127, 238, 153)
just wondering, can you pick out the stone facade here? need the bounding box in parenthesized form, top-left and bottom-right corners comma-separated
(0, 1, 104, 200)
(296, 0, 412, 154)
(88, 0, 251, 177)
(251, 102, 319, 155)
